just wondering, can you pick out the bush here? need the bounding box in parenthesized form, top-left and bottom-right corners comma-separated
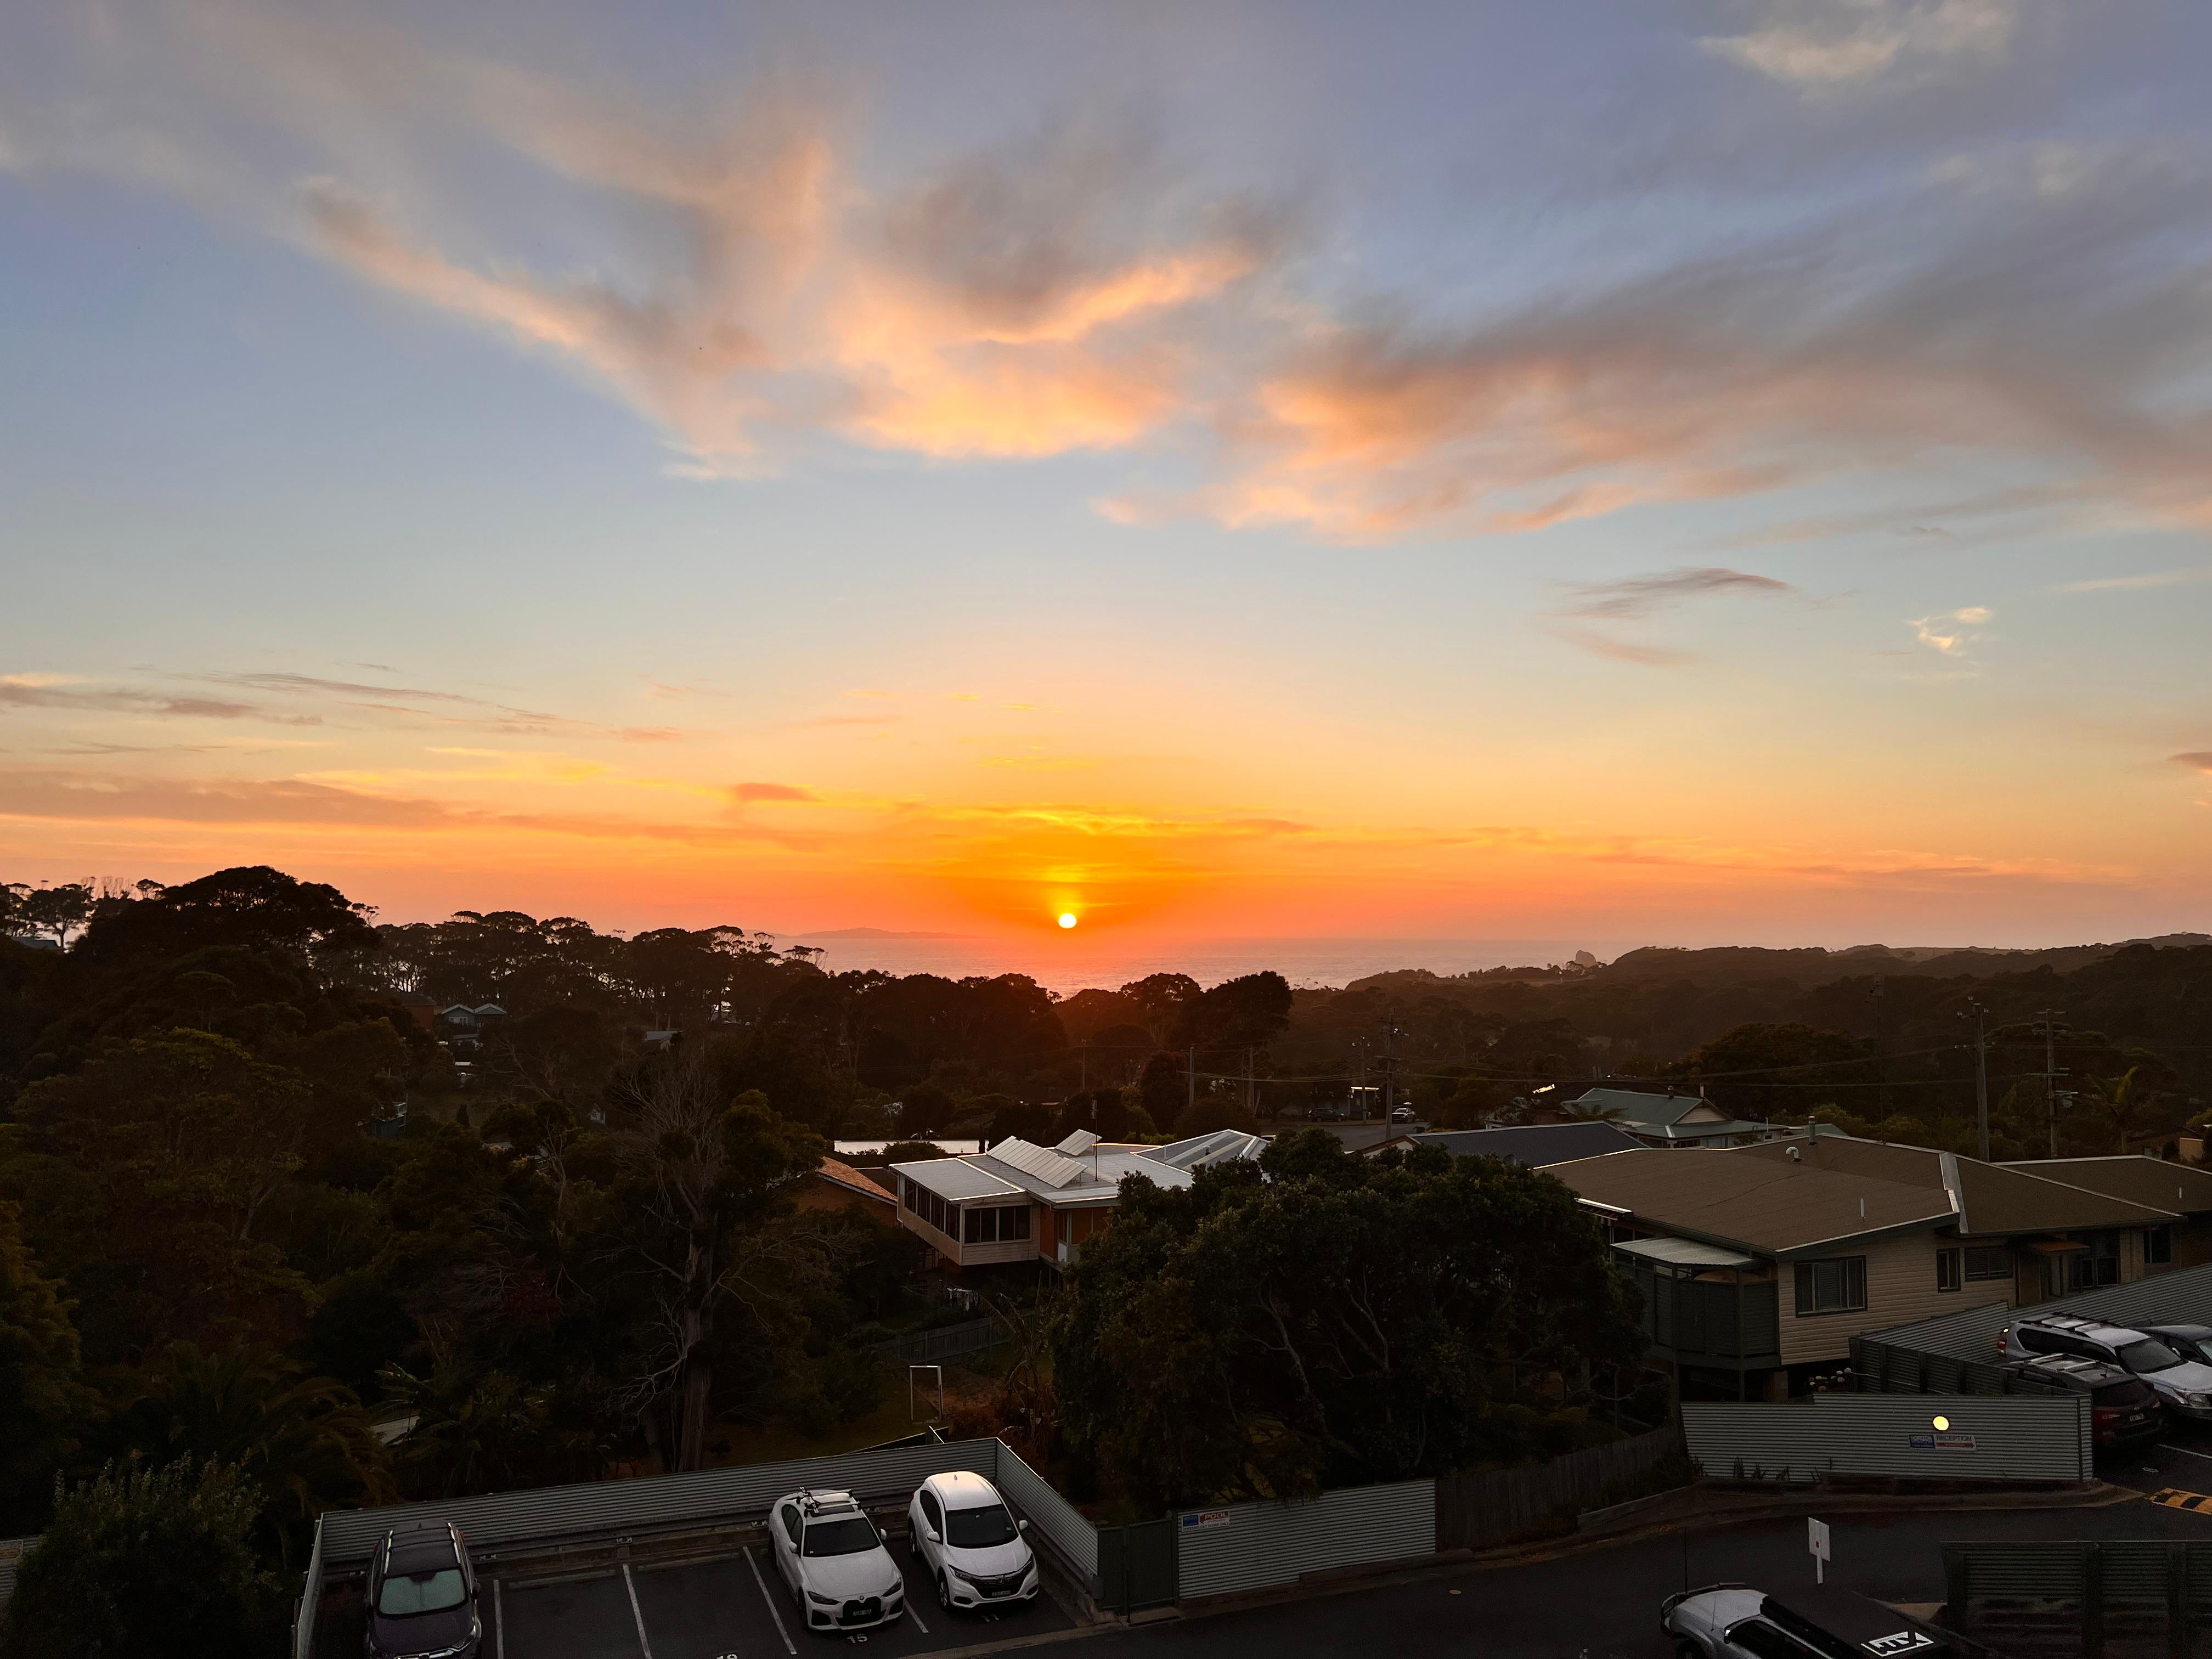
(0, 1459, 286, 1658)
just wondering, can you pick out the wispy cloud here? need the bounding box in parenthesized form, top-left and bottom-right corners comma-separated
(2, 675, 322, 725)
(2053, 567, 2212, 594)
(1555, 567, 1795, 620)
(1548, 629, 1699, 669)
(732, 781, 817, 803)
(1909, 605, 1991, 656)
(2173, 753, 2212, 775)
(1702, 0, 2024, 91)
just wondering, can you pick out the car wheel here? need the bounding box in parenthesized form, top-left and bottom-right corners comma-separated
(938, 1572, 953, 1612)
(1676, 1643, 1706, 1659)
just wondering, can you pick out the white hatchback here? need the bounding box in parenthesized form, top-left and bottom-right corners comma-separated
(768, 1489, 907, 1633)
(906, 1471, 1040, 1613)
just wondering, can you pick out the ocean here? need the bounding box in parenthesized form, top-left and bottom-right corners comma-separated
(785, 936, 1649, 996)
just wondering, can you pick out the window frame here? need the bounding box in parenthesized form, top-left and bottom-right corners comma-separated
(1937, 1248, 1962, 1293)
(1792, 1254, 1868, 1317)
(1962, 1244, 2012, 1281)
(2147, 1224, 2175, 1267)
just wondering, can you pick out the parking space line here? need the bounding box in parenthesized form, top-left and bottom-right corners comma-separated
(2160, 1443, 2212, 1460)
(908, 1598, 930, 1635)
(622, 1562, 657, 1659)
(746, 1547, 798, 1656)
(493, 1578, 505, 1659)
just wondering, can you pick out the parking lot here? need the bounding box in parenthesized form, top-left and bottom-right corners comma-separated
(483, 1533, 1076, 1659)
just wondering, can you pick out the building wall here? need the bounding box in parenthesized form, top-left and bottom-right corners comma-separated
(792, 1181, 896, 1223)
(1779, 1229, 2013, 1365)
(2172, 1218, 2212, 1271)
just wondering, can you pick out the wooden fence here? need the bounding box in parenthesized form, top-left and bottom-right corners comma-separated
(1434, 1422, 1683, 1549)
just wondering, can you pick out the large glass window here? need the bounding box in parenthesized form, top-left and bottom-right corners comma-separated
(1001, 1204, 1031, 1240)
(1937, 1249, 1961, 1293)
(803, 1516, 882, 1558)
(2147, 1225, 2175, 1266)
(945, 1503, 1019, 1548)
(1793, 1256, 1867, 1316)
(1963, 1245, 2011, 1280)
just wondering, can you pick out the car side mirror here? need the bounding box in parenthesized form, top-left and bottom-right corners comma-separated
(923, 1526, 941, 1545)
(1018, 1519, 1030, 1533)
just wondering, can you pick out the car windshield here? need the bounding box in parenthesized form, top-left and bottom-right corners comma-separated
(2095, 1376, 2156, 1407)
(803, 1516, 882, 1557)
(2119, 1338, 2185, 1373)
(378, 1567, 467, 1616)
(945, 1503, 1019, 1548)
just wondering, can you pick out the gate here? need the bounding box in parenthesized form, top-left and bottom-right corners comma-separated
(1097, 1519, 1176, 1612)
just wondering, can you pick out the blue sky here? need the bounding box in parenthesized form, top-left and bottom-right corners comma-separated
(4, 0, 2212, 951)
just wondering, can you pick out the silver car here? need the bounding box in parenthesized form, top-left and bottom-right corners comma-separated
(2001, 1312, 2212, 1423)
(1662, 1583, 1950, 1657)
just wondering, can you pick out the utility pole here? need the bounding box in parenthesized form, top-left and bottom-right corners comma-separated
(1961, 998, 1991, 1161)
(1245, 1045, 1256, 1116)
(2037, 1010, 2070, 1160)
(1187, 1046, 1196, 1121)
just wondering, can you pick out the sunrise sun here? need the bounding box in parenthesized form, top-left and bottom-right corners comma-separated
(1057, 912, 1078, 929)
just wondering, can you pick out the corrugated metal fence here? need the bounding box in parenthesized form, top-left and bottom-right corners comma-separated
(316, 1437, 1003, 1565)
(1173, 1480, 1437, 1601)
(0, 1536, 33, 1618)
(1944, 1539, 2212, 1658)
(1683, 1393, 2091, 1485)
(290, 1515, 324, 1659)
(867, 1317, 1008, 1366)
(1861, 1260, 2212, 1364)
(992, 1441, 1097, 1578)
(1434, 1422, 1682, 1548)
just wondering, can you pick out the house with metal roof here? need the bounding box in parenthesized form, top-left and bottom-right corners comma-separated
(1550, 1126, 2182, 1399)
(1564, 1087, 1778, 1149)
(889, 1128, 1266, 1270)
(2000, 1155, 2212, 1276)
(1364, 1121, 1646, 1166)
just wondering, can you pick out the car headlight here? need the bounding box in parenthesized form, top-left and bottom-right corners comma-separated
(2190, 1392, 2211, 1409)
(808, 1590, 839, 1605)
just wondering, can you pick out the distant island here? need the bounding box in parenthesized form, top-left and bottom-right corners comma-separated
(793, 927, 971, 940)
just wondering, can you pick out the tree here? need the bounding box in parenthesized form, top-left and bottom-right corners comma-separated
(2085, 1068, 2151, 1153)
(610, 1064, 836, 1471)
(13, 884, 92, 951)
(109, 1344, 390, 1566)
(1138, 1051, 1186, 1133)
(0, 1459, 285, 1658)
(896, 1080, 957, 1137)
(0, 1201, 94, 1534)
(1172, 972, 1293, 1052)
(1055, 1133, 1643, 1509)
(79, 866, 376, 969)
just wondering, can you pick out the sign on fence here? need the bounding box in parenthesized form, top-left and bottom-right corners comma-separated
(1180, 1510, 1231, 1530)
(1807, 1517, 1830, 1585)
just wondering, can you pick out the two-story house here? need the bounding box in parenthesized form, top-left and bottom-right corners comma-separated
(1551, 1127, 2180, 1399)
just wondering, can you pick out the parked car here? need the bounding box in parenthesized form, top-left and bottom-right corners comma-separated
(1662, 1581, 1956, 1657)
(1390, 1106, 1417, 1123)
(2142, 1323, 2212, 1369)
(1997, 1355, 2164, 1449)
(906, 1470, 1040, 1612)
(365, 1522, 482, 1659)
(769, 1489, 908, 1632)
(2000, 1312, 2212, 1423)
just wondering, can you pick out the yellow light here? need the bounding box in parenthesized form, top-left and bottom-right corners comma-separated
(1057, 912, 1078, 929)
(1932, 1415, 1950, 1431)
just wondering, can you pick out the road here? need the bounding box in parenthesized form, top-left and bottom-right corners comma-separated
(1085, 1497, 2211, 1659)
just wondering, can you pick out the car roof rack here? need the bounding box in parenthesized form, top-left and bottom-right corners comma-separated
(799, 1488, 862, 1516)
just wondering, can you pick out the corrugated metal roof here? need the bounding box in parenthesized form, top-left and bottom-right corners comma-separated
(0, 1536, 33, 1617)
(2001, 1155, 2212, 1218)
(890, 1159, 1024, 1201)
(1736, 1136, 2179, 1234)
(1173, 1480, 1436, 1601)
(1408, 1123, 1644, 1167)
(1148, 1128, 1269, 1170)
(1615, 1236, 1759, 1269)
(1683, 1393, 2091, 1484)
(1552, 1148, 1952, 1255)
(1864, 1258, 2212, 1361)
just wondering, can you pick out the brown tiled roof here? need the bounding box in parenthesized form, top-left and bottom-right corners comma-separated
(1549, 1148, 1953, 1255)
(2000, 1155, 2212, 1218)
(816, 1157, 896, 1205)
(1734, 1134, 2178, 1235)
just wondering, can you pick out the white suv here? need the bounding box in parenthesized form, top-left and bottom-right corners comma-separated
(906, 1471, 1040, 1613)
(2001, 1313, 2212, 1422)
(768, 1489, 907, 1632)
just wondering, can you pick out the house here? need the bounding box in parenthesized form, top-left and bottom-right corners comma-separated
(2000, 1155, 2212, 1274)
(1564, 1087, 1778, 1149)
(1365, 1122, 1646, 1166)
(1551, 1126, 2181, 1398)
(793, 1156, 899, 1224)
(890, 1128, 1266, 1271)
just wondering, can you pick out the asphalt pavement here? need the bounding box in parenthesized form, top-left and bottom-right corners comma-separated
(1085, 1496, 2212, 1659)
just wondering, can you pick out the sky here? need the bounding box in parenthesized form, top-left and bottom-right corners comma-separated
(4, 0, 2212, 960)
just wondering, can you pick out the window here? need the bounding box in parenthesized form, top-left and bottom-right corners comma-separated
(377, 1568, 466, 1616)
(780, 1504, 802, 1546)
(945, 1503, 1019, 1548)
(2014, 1324, 2059, 1355)
(1963, 1245, 2012, 1280)
(1001, 1204, 1031, 1240)
(963, 1207, 996, 1244)
(2117, 1337, 2184, 1374)
(1793, 1256, 1867, 1316)
(802, 1516, 882, 1558)
(1725, 1620, 1813, 1659)
(902, 1177, 918, 1214)
(1937, 1249, 1961, 1293)
(2147, 1225, 2174, 1267)
(919, 1491, 943, 1532)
